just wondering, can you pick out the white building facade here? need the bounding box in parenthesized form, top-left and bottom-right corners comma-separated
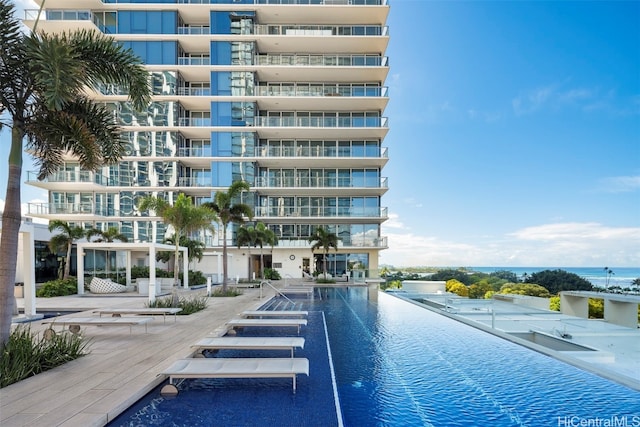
(24, 0, 390, 282)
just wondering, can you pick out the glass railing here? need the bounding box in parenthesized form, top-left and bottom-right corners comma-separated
(178, 57, 210, 66)
(255, 206, 387, 218)
(254, 176, 387, 188)
(256, 146, 388, 158)
(27, 170, 111, 186)
(178, 177, 212, 187)
(178, 117, 211, 126)
(255, 54, 387, 67)
(99, 0, 389, 5)
(177, 26, 210, 35)
(255, 84, 388, 97)
(177, 87, 212, 96)
(254, 24, 387, 36)
(178, 147, 212, 157)
(253, 116, 388, 128)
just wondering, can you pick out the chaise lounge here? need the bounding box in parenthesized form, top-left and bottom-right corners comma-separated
(160, 357, 309, 395)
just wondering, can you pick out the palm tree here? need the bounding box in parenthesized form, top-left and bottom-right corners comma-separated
(137, 194, 217, 292)
(307, 227, 340, 279)
(86, 227, 129, 243)
(203, 181, 253, 292)
(158, 234, 206, 272)
(255, 222, 278, 280)
(237, 225, 258, 280)
(0, 0, 150, 346)
(48, 220, 86, 280)
(86, 227, 128, 276)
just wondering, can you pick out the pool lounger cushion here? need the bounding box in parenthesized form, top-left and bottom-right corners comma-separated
(192, 336, 305, 357)
(160, 357, 309, 394)
(241, 310, 308, 318)
(226, 318, 308, 334)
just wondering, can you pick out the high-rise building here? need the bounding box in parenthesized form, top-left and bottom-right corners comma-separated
(24, 0, 389, 282)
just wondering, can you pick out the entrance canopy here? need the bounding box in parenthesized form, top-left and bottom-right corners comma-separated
(76, 242, 188, 304)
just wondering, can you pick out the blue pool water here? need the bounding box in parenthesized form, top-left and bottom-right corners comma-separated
(110, 288, 640, 426)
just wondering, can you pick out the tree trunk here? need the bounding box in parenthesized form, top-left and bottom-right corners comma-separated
(0, 127, 24, 347)
(172, 235, 180, 307)
(64, 242, 72, 279)
(222, 223, 228, 292)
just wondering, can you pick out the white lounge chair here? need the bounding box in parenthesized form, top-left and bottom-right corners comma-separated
(192, 337, 305, 358)
(227, 318, 308, 335)
(160, 357, 309, 395)
(42, 316, 154, 335)
(93, 307, 182, 324)
(241, 310, 308, 319)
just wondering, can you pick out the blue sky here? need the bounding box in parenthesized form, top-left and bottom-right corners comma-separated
(1, 0, 639, 268)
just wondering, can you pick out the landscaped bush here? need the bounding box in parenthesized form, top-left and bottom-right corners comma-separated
(179, 270, 207, 286)
(0, 326, 89, 388)
(36, 278, 78, 297)
(263, 268, 281, 280)
(147, 295, 208, 314)
(211, 288, 243, 297)
(130, 266, 172, 280)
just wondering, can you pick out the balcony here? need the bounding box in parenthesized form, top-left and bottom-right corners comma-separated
(254, 24, 388, 36)
(255, 206, 387, 219)
(254, 176, 388, 197)
(27, 202, 113, 221)
(256, 83, 387, 98)
(254, 115, 387, 128)
(255, 53, 387, 67)
(26, 170, 111, 190)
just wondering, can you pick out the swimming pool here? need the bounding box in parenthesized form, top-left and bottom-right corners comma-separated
(110, 288, 640, 426)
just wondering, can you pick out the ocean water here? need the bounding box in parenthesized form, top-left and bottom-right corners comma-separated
(471, 267, 640, 288)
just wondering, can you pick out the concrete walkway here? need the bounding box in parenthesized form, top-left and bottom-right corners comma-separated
(2, 286, 276, 427)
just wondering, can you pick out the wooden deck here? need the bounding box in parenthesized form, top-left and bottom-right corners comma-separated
(2, 287, 275, 427)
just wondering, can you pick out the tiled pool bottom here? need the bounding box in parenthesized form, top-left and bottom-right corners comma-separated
(108, 311, 339, 427)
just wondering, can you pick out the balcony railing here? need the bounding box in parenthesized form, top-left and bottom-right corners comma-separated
(254, 176, 387, 188)
(178, 57, 210, 66)
(178, 147, 212, 157)
(177, 26, 210, 35)
(256, 206, 387, 218)
(254, 24, 388, 36)
(178, 177, 212, 187)
(255, 54, 388, 67)
(177, 87, 212, 96)
(253, 116, 387, 128)
(27, 203, 107, 216)
(27, 170, 110, 186)
(256, 146, 387, 158)
(256, 83, 387, 97)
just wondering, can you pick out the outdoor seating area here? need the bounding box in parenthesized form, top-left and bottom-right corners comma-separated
(159, 310, 311, 395)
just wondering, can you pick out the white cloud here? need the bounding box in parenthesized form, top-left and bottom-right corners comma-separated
(0, 198, 4, 213)
(595, 175, 640, 193)
(381, 222, 640, 268)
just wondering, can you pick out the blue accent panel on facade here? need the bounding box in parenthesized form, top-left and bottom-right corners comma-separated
(211, 11, 231, 34)
(211, 102, 232, 126)
(121, 41, 177, 64)
(211, 133, 232, 157)
(118, 11, 176, 34)
(212, 162, 232, 187)
(210, 41, 232, 65)
(211, 72, 232, 96)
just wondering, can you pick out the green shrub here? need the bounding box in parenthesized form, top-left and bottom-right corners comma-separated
(147, 295, 208, 314)
(0, 326, 89, 388)
(211, 288, 243, 297)
(179, 270, 207, 286)
(36, 278, 78, 297)
(263, 268, 281, 280)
